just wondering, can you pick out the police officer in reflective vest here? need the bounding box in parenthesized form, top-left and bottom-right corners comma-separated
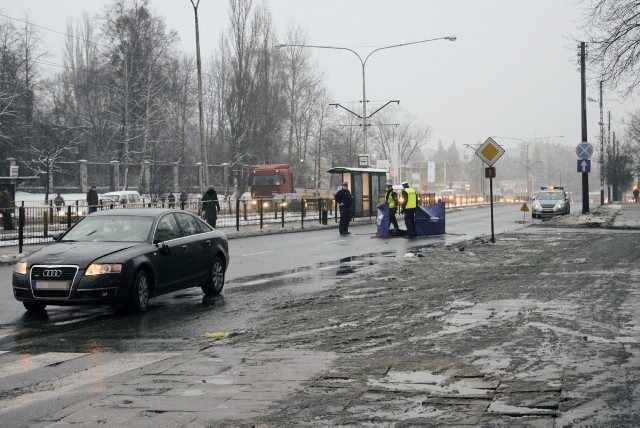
(385, 183, 400, 231)
(401, 181, 417, 239)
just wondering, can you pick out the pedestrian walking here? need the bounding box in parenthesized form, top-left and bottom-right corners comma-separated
(385, 183, 400, 231)
(86, 186, 99, 213)
(54, 192, 65, 208)
(335, 181, 352, 236)
(401, 181, 417, 239)
(0, 187, 14, 230)
(634, 187, 638, 203)
(167, 192, 176, 208)
(202, 186, 221, 227)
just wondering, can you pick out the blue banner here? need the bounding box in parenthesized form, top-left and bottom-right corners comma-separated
(376, 202, 390, 238)
(376, 201, 445, 238)
(416, 202, 446, 236)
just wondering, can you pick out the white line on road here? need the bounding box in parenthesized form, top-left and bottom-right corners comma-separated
(0, 352, 89, 379)
(324, 240, 346, 244)
(0, 351, 181, 414)
(54, 316, 96, 326)
(241, 250, 273, 257)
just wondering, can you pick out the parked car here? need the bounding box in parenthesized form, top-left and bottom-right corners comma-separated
(531, 187, 570, 218)
(100, 190, 142, 206)
(12, 208, 229, 313)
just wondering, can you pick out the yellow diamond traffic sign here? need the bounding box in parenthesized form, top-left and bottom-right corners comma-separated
(475, 137, 505, 166)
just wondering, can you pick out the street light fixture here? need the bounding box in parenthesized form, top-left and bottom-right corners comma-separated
(275, 35, 456, 153)
(492, 136, 564, 198)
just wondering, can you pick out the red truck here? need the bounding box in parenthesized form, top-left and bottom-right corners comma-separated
(249, 164, 295, 198)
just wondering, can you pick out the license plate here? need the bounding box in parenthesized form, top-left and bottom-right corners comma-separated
(34, 281, 71, 290)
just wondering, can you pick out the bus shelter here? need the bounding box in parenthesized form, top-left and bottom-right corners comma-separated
(327, 167, 387, 218)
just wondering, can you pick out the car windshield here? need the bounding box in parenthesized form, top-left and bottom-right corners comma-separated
(536, 191, 564, 200)
(60, 215, 155, 242)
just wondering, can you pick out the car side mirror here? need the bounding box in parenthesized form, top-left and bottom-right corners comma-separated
(154, 242, 171, 255)
(52, 232, 63, 241)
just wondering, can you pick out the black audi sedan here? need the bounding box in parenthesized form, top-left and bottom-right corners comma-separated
(12, 208, 229, 313)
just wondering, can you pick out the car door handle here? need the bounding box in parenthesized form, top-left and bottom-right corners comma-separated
(182, 245, 188, 250)
(205, 240, 211, 246)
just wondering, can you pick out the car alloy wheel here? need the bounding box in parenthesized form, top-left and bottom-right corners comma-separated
(202, 256, 225, 296)
(130, 270, 150, 312)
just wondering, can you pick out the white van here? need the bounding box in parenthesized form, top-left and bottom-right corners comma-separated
(100, 190, 142, 205)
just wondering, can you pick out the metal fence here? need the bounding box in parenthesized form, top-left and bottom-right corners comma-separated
(0, 196, 338, 253)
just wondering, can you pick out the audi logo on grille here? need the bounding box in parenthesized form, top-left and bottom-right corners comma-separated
(42, 269, 63, 278)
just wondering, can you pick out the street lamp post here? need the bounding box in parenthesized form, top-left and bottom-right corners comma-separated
(275, 36, 456, 153)
(493, 136, 564, 198)
(190, 0, 208, 191)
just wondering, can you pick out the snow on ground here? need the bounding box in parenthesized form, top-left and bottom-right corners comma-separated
(542, 204, 619, 227)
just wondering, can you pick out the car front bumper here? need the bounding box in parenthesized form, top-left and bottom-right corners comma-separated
(12, 268, 134, 306)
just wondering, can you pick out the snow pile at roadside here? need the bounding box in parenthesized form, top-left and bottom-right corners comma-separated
(543, 204, 619, 227)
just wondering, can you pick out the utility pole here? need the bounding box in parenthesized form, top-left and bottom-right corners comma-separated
(599, 81, 604, 206)
(608, 111, 611, 203)
(190, 0, 208, 192)
(580, 42, 589, 214)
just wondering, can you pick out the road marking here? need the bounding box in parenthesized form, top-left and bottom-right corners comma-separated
(0, 351, 181, 414)
(0, 352, 89, 379)
(324, 240, 345, 244)
(54, 316, 96, 326)
(241, 250, 273, 257)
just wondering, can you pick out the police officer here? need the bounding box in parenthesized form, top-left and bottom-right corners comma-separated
(401, 181, 417, 239)
(335, 181, 352, 236)
(385, 183, 400, 231)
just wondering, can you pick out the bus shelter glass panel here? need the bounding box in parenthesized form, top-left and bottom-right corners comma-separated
(352, 174, 363, 217)
(373, 174, 385, 206)
(361, 173, 370, 215)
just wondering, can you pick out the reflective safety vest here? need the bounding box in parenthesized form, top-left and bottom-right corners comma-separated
(386, 191, 396, 209)
(404, 187, 417, 209)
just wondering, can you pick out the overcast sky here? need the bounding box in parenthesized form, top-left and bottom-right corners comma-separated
(1, 0, 637, 157)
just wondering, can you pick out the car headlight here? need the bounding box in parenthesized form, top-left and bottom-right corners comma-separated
(532, 201, 541, 210)
(556, 202, 565, 210)
(15, 262, 27, 275)
(85, 263, 123, 276)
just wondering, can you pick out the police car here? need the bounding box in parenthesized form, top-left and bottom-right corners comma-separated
(531, 186, 570, 218)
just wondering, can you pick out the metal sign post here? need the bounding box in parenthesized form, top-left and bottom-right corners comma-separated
(576, 142, 593, 214)
(476, 138, 505, 244)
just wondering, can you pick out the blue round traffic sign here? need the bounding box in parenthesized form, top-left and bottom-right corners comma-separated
(576, 142, 593, 160)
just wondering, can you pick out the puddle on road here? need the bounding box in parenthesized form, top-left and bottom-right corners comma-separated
(228, 243, 449, 294)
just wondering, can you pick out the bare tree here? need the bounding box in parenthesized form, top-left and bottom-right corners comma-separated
(0, 16, 40, 160)
(19, 122, 82, 202)
(225, 0, 259, 170)
(62, 13, 116, 163)
(278, 24, 325, 174)
(370, 109, 431, 166)
(605, 131, 634, 200)
(100, 0, 177, 190)
(581, 0, 640, 96)
(166, 54, 197, 163)
(0, 20, 24, 154)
